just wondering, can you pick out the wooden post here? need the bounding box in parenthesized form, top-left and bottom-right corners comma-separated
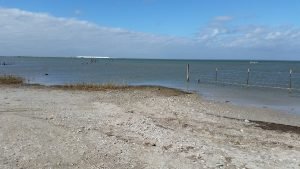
(289, 69, 293, 89)
(247, 68, 250, 85)
(186, 64, 190, 82)
(215, 68, 218, 82)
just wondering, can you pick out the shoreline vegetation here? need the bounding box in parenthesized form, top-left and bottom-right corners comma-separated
(0, 75, 189, 95)
(1, 75, 300, 168)
(0, 75, 24, 84)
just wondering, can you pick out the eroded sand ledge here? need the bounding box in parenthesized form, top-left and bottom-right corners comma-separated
(0, 85, 300, 169)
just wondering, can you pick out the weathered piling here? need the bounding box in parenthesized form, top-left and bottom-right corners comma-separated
(186, 64, 190, 82)
(215, 68, 218, 82)
(247, 68, 250, 85)
(289, 69, 293, 89)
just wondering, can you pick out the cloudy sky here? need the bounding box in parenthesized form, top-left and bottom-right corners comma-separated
(0, 0, 300, 60)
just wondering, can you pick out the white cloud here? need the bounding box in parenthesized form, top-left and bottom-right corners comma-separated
(0, 8, 300, 60)
(197, 21, 300, 50)
(0, 7, 192, 58)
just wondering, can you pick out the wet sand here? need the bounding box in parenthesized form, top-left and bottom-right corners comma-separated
(0, 85, 300, 169)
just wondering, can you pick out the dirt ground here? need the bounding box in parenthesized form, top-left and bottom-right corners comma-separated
(0, 85, 300, 169)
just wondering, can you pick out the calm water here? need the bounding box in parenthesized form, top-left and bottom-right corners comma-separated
(1, 56, 300, 114)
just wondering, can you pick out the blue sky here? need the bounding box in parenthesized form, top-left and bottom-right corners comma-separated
(1, 0, 300, 36)
(0, 0, 300, 60)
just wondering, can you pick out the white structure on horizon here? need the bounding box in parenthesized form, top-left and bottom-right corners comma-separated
(76, 56, 110, 59)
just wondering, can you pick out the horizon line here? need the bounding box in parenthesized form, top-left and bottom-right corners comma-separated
(0, 55, 300, 62)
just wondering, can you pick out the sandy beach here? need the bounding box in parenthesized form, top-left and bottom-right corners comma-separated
(0, 84, 300, 169)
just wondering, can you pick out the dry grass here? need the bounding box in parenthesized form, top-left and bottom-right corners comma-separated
(0, 75, 189, 96)
(0, 75, 24, 84)
(54, 83, 189, 96)
(55, 83, 131, 91)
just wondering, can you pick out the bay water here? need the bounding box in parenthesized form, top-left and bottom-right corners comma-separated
(1, 56, 300, 114)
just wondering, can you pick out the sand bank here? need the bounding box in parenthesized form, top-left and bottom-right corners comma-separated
(0, 85, 299, 169)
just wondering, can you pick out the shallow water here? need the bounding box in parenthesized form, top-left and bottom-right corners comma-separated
(1, 56, 300, 114)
